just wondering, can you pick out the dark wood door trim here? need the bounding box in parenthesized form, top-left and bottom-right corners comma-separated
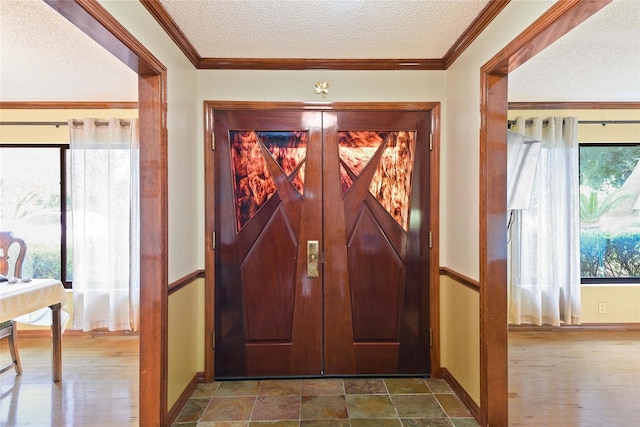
(204, 101, 440, 380)
(206, 101, 439, 111)
(479, 1, 612, 425)
(44, 1, 169, 425)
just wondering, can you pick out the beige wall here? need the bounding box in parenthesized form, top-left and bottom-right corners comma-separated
(440, 275, 480, 405)
(98, 0, 203, 414)
(581, 286, 640, 323)
(99, 0, 200, 284)
(443, 0, 555, 278)
(0, 109, 138, 143)
(442, 0, 554, 408)
(168, 279, 205, 409)
(508, 109, 640, 143)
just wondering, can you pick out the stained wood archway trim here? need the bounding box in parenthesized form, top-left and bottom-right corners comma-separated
(479, 1, 612, 425)
(43, 1, 169, 425)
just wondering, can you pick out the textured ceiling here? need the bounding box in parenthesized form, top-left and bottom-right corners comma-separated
(158, 0, 491, 59)
(509, 0, 640, 102)
(0, 0, 638, 103)
(0, 0, 137, 102)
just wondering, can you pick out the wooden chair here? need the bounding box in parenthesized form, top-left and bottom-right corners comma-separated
(0, 231, 27, 374)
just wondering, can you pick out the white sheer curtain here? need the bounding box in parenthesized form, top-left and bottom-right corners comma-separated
(69, 118, 140, 331)
(508, 117, 581, 326)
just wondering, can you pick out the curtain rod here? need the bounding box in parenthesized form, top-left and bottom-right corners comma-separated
(508, 119, 640, 128)
(0, 120, 131, 127)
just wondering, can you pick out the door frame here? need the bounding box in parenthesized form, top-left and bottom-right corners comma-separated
(204, 101, 440, 380)
(44, 1, 168, 425)
(479, 1, 612, 425)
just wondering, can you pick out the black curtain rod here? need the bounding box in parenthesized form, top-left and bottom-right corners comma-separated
(508, 119, 640, 128)
(0, 120, 131, 127)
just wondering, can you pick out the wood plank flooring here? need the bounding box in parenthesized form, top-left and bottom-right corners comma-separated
(0, 334, 138, 426)
(1, 330, 638, 426)
(508, 329, 640, 427)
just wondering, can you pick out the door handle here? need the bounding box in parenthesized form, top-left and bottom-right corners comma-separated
(307, 240, 319, 278)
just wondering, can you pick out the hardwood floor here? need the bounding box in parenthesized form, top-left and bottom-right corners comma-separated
(0, 334, 138, 426)
(2, 330, 638, 426)
(508, 329, 640, 427)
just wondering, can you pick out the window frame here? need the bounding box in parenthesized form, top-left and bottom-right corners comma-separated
(579, 141, 640, 285)
(0, 143, 72, 288)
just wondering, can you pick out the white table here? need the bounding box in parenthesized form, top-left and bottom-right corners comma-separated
(0, 278, 67, 382)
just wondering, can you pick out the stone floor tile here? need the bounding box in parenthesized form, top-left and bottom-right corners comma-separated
(300, 420, 350, 427)
(191, 382, 221, 398)
(301, 378, 344, 395)
(249, 421, 299, 427)
(258, 380, 303, 396)
(350, 418, 402, 426)
(390, 394, 447, 418)
(385, 378, 431, 394)
(196, 422, 249, 427)
(450, 417, 480, 427)
(214, 381, 261, 396)
(424, 378, 454, 394)
(401, 418, 454, 426)
(251, 395, 301, 421)
(344, 378, 388, 394)
(199, 396, 256, 422)
(175, 398, 211, 423)
(300, 395, 348, 419)
(435, 394, 472, 417)
(345, 394, 398, 418)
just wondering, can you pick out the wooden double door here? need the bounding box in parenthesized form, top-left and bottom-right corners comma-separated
(212, 108, 431, 378)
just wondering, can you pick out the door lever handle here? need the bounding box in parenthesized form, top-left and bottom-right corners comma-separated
(307, 240, 319, 278)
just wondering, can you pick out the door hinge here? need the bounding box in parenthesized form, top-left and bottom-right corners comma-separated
(429, 231, 433, 249)
(211, 133, 215, 150)
(212, 232, 216, 250)
(429, 328, 433, 348)
(212, 331, 215, 349)
(429, 133, 433, 151)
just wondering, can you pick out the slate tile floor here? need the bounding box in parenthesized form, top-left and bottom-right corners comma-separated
(172, 378, 479, 427)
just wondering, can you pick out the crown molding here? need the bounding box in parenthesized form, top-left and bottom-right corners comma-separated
(140, 0, 200, 68)
(197, 57, 445, 71)
(443, 0, 511, 68)
(141, 0, 506, 71)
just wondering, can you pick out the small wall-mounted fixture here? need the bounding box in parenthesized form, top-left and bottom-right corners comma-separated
(314, 81, 329, 97)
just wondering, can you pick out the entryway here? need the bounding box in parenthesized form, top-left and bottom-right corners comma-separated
(207, 105, 435, 378)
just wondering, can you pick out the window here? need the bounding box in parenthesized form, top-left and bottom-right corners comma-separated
(579, 143, 640, 282)
(0, 145, 73, 287)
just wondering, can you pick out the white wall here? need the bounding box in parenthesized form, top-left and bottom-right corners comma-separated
(443, 0, 556, 279)
(99, 0, 200, 283)
(438, 0, 556, 406)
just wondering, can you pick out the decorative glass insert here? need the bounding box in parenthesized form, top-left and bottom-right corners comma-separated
(338, 131, 387, 194)
(368, 131, 416, 231)
(258, 131, 308, 196)
(230, 131, 277, 231)
(339, 164, 354, 196)
(337, 131, 415, 230)
(291, 162, 306, 196)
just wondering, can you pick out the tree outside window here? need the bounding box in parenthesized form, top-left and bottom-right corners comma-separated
(579, 144, 640, 281)
(0, 146, 72, 284)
